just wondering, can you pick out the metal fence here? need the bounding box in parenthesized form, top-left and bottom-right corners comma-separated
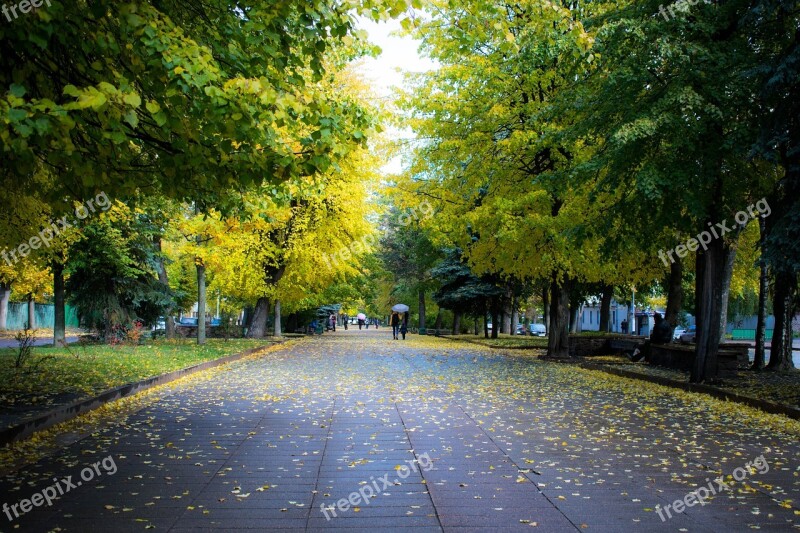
(4, 302, 80, 330)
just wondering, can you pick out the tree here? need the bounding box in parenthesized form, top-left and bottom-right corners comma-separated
(0, 0, 407, 209)
(431, 249, 502, 336)
(400, 0, 613, 356)
(568, 0, 779, 381)
(66, 202, 174, 340)
(379, 201, 440, 333)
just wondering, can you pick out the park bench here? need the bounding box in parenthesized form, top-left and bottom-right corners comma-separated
(648, 342, 749, 378)
(608, 338, 640, 355)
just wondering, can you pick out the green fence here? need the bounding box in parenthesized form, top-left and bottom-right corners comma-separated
(731, 328, 773, 340)
(4, 303, 80, 330)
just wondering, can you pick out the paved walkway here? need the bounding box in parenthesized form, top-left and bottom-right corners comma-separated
(0, 336, 79, 349)
(1, 330, 798, 532)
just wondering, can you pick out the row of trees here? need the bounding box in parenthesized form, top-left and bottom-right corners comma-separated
(1, 1, 412, 343)
(390, 0, 797, 382)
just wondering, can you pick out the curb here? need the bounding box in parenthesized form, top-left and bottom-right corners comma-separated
(580, 362, 800, 421)
(0, 340, 290, 446)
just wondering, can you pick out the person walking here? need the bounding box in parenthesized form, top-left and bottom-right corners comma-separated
(358, 316, 364, 330)
(390, 311, 400, 340)
(342, 313, 348, 330)
(400, 311, 409, 340)
(329, 314, 336, 332)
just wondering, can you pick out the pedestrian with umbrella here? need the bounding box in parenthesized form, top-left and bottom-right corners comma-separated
(391, 304, 409, 340)
(357, 313, 366, 330)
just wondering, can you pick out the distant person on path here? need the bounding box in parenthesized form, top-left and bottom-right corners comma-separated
(358, 316, 364, 330)
(390, 311, 400, 340)
(621, 319, 628, 334)
(342, 313, 348, 330)
(400, 311, 409, 340)
(329, 314, 336, 332)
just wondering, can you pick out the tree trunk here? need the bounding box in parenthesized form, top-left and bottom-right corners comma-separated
(511, 304, 519, 336)
(196, 261, 206, 345)
(665, 258, 683, 336)
(248, 297, 270, 337)
(273, 299, 282, 337)
(752, 217, 768, 370)
(0, 281, 11, 330)
(542, 286, 549, 334)
(599, 284, 613, 332)
(154, 236, 175, 339)
(569, 299, 580, 333)
(491, 296, 500, 339)
(483, 301, 489, 338)
(766, 270, 796, 370)
(718, 246, 738, 342)
(474, 316, 479, 335)
(27, 293, 35, 329)
(53, 260, 65, 345)
(691, 236, 730, 383)
(452, 311, 461, 335)
(418, 289, 426, 331)
(546, 276, 571, 358)
(503, 289, 512, 334)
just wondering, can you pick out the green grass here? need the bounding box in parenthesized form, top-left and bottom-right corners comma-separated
(449, 334, 549, 348)
(0, 338, 279, 409)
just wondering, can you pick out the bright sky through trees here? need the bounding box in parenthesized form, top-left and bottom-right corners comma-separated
(357, 17, 436, 174)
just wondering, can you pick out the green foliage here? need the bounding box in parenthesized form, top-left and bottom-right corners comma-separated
(431, 249, 502, 317)
(0, 0, 403, 211)
(65, 205, 174, 335)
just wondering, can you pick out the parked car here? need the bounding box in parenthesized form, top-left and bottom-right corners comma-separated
(178, 317, 198, 327)
(672, 327, 686, 341)
(529, 323, 547, 337)
(679, 325, 696, 344)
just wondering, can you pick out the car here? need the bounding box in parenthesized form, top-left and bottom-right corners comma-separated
(679, 325, 696, 344)
(529, 323, 547, 337)
(672, 327, 686, 341)
(178, 317, 198, 326)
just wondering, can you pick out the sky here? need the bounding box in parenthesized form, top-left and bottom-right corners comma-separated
(355, 18, 437, 174)
(356, 18, 436, 100)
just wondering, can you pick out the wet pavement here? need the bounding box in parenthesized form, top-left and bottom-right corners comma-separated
(1, 330, 798, 532)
